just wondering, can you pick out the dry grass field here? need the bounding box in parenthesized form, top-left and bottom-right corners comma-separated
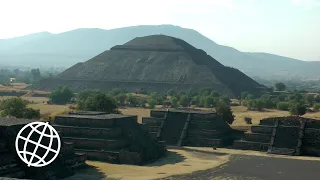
(1, 93, 320, 126)
(0, 83, 320, 126)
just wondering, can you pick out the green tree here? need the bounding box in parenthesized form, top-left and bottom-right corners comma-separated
(116, 93, 127, 106)
(49, 86, 74, 104)
(241, 92, 249, 100)
(23, 108, 40, 119)
(79, 93, 119, 113)
(127, 94, 138, 107)
(306, 94, 314, 106)
(0, 97, 39, 119)
(275, 82, 286, 91)
(179, 95, 190, 107)
(277, 94, 287, 102)
(289, 101, 307, 116)
(313, 103, 320, 112)
(277, 102, 289, 111)
(190, 95, 200, 106)
(203, 96, 215, 108)
(77, 89, 100, 101)
(147, 99, 157, 109)
(216, 100, 235, 124)
(171, 97, 179, 108)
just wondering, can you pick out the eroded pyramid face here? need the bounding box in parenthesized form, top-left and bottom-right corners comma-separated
(31, 35, 265, 97)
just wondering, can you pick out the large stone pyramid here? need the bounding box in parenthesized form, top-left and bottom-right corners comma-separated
(32, 35, 266, 97)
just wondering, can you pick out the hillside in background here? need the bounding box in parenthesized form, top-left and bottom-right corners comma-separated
(0, 25, 319, 80)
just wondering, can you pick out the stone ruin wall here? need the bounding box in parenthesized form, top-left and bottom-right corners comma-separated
(53, 113, 167, 165)
(233, 116, 320, 156)
(142, 109, 236, 148)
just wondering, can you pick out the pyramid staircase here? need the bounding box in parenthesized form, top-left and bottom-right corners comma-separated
(53, 112, 166, 165)
(142, 109, 234, 147)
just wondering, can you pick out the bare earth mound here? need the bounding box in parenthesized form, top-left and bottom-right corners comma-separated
(31, 35, 266, 97)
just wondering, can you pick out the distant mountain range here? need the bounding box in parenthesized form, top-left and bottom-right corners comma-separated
(0, 25, 319, 80)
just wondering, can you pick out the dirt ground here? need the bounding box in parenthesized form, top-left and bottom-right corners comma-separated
(159, 154, 320, 180)
(66, 148, 229, 180)
(66, 147, 320, 180)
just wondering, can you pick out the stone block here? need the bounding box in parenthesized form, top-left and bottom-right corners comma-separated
(142, 117, 163, 126)
(185, 137, 224, 147)
(232, 140, 269, 151)
(75, 149, 119, 163)
(63, 137, 128, 150)
(243, 133, 271, 143)
(119, 151, 142, 165)
(251, 126, 274, 134)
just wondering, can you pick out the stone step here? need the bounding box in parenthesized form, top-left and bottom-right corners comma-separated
(250, 125, 274, 134)
(149, 132, 158, 140)
(61, 142, 75, 156)
(301, 147, 320, 156)
(185, 137, 225, 147)
(0, 153, 16, 166)
(141, 117, 163, 126)
(187, 129, 230, 139)
(0, 163, 18, 171)
(53, 125, 122, 138)
(150, 110, 167, 118)
(141, 123, 159, 132)
(63, 137, 128, 151)
(243, 133, 272, 143)
(233, 140, 269, 151)
(188, 121, 215, 130)
(64, 153, 87, 168)
(0, 165, 22, 177)
(0, 140, 8, 152)
(2, 169, 25, 179)
(54, 115, 116, 128)
(268, 147, 296, 155)
(75, 149, 120, 163)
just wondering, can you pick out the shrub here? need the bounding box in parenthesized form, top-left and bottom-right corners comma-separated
(147, 99, 157, 109)
(289, 101, 307, 116)
(179, 95, 190, 107)
(49, 86, 73, 105)
(0, 97, 39, 119)
(244, 117, 252, 124)
(77, 93, 119, 113)
(277, 102, 289, 111)
(216, 100, 235, 124)
(313, 103, 320, 112)
(171, 97, 179, 108)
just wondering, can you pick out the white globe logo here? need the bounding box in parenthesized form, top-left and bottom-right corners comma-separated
(15, 122, 61, 167)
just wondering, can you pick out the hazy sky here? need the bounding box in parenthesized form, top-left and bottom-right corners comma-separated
(0, 0, 319, 61)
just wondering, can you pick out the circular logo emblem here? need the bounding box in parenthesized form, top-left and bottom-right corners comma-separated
(15, 122, 61, 167)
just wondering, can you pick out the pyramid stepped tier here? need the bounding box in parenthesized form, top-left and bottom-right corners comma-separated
(142, 109, 235, 147)
(232, 116, 320, 157)
(0, 118, 82, 179)
(54, 112, 167, 165)
(30, 35, 267, 97)
(54, 125, 122, 138)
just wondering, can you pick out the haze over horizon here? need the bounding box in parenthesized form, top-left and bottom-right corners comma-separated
(0, 0, 319, 61)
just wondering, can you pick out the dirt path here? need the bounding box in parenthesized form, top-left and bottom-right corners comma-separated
(66, 149, 229, 180)
(159, 154, 320, 180)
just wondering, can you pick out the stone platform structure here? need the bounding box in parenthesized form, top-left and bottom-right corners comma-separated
(53, 112, 166, 165)
(142, 109, 235, 147)
(233, 116, 320, 156)
(0, 118, 86, 179)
